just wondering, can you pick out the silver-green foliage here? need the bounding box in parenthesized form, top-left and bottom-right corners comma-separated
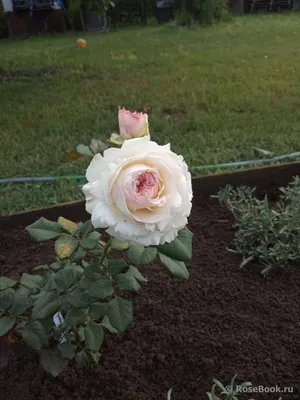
(217, 176, 300, 275)
(168, 375, 252, 400)
(207, 376, 252, 400)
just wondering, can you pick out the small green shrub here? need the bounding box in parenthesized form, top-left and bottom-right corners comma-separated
(66, 0, 84, 31)
(216, 176, 300, 275)
(177, 0, 229, 26)
(207, 375, 252, 400)
(175, 7, 193, 26)
(82, 0, 113, 17)
(0, 4, 9, 39)
(168, 375, 252, 399)
(193, 0, 228, 25)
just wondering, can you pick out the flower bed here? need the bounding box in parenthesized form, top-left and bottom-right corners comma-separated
(1, 162, 300, 400)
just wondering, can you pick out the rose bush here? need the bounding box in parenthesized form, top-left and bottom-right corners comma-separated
(0, 106, 193, 377)
(83, 135, 192, 246)
(110, 107, 149, 145)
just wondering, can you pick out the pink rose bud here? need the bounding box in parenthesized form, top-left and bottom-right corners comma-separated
(110, 107, 149, 145)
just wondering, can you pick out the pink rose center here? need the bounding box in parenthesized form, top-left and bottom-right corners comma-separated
(134, 171, 158, 199)
(115, 164, 165, 213)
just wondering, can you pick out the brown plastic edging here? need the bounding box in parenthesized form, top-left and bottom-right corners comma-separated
(1, 161, 300, 230)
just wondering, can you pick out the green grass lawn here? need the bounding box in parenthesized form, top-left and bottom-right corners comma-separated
(1, 14, 300, 215)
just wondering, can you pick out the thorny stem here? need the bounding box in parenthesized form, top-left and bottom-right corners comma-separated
(99, 238, 113, 266)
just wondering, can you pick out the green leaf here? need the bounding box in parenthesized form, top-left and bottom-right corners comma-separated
(90, 247, 103, 257)
(78, 278, 91, 290)
(127, 265, 147, 283)
(54, 266, 83, 291)
(116, 273, 141, 292)
(55, 235, 79, 259)
(157, 227, 193, 261)
(111, 238, 129, 251)
(108, 298, 132, 333)
(49, 262, 62, 271)
(76, 144, 94, 157)
(0, 316, 15, 336)
(212, 378, 227, 392)
(20, 273, 44, 290)
(33, 264, 49, 271)
(77, 326, 85, 342)
(80, 231, 101, 250)
(107, 259, 127, 276)
(158, 253, 189, 280)
(32, 292, 62, 320)
(90, 138, 108, 153)
(30, 290, 46, 306)
(127, 245, 157, 265)
(22, 320, 47, 350)
(40, 349, 68, 377)
(89, 351, 100, 363)
(57, 342, 76, 360)
(65, 309, 87, 325)
(167, 389, 173, 400)
(60, 302, 71, 316)
(206, 392, 218, 400)
(79, 238, 97, 250)
(89, 279, 113, 299)
(9, 287, 30, 316)
(53, 327, 62, 341)
(0, 277, 17, 290)
(71, 247, 86, 263)
(0, 288, 14, 310)
(44, 274, 59, 291)
(109, 133, 123, 145)
(39, 317, 54, 334)
(84, 322, 104, 352)
(83, 265, 106, 280)
(88, 231, 101, 240)
(79, 220, 94, 237)
(90, 139, 99, 154)
(252, 147, 275, 157)
(75, 349, 89, 368)
(26, 217, 62, 241)
(65, 289, 92, 308)
(101, 315, 118, 333)
(88, 302, 108, 319)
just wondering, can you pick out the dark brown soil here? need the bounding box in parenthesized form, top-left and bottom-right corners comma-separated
(1, 195, 300, 400)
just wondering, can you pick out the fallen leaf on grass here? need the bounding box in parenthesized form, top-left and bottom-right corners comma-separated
(63, 148, 85, 162)
(23, 120, 37, 127)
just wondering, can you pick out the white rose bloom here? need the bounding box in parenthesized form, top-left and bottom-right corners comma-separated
(83, 136, 193, 246)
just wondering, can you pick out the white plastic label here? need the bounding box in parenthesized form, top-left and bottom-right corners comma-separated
(53, 311, 67, 343)
(53, 311, 64, 327)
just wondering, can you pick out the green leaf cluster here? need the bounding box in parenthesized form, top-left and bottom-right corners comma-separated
(76, 139, 108, 157)
(127, 226, 193, 281)
(1, 216, 193, 377)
